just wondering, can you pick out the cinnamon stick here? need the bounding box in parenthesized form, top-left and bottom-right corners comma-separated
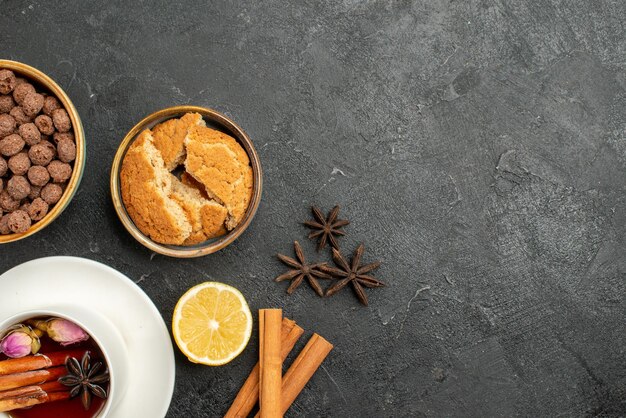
(0, 350, 86, 375)
(258, 309, 283, 418)
(0, 380, 66, 401)
(254, 333, 333, 418)
(225, 317, 304, 418)
(0, 389, 70, 412)
(38, 380, 67, 393)
(0, 385, 45, 403)
(0, 366, 66, 391)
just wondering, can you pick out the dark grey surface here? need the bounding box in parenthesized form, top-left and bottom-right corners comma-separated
(2, 0, 626, 416)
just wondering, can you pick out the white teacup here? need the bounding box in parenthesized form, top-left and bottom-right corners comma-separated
(0, 307, 129, 418)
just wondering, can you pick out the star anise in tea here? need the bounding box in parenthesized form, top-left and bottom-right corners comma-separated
(320, 244, 384, 306)
(304, 205, 350, 251)
(275, 241, 334, 297)
(59, 351, 109, 410)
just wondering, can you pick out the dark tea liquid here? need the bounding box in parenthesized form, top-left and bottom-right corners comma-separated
(2, 325, 109, 418)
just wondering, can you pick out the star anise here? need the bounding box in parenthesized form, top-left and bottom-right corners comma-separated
(320, 244, 384, 306)
(304, 205, 350, 251)
(275, 241, 334, 296)
(59, 351, 109, 410)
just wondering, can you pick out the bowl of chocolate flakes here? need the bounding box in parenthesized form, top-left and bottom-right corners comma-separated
(0, 60, 85, 243)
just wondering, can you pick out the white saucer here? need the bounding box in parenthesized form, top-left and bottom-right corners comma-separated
(0, 256, 175, 418)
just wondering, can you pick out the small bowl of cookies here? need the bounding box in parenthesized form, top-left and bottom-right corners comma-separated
(0, 60, 85, 243)
(110, 105, 262, 258)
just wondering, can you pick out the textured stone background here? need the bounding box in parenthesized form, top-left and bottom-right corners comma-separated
(2, 0, 626, 416)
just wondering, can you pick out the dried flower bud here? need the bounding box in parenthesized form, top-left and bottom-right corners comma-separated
(0, 325, 40, 358)
(29, 318, 89, 346)
(0, 331, 31, 358)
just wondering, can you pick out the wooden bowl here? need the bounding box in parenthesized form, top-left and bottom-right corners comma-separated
(110, 105, 262, 258)
(0, 60, 86, 244)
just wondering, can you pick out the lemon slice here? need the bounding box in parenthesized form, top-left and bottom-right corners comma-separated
(172, 282, 252, 366)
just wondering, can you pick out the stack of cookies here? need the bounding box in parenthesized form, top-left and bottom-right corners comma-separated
(120, 113, 253, 246)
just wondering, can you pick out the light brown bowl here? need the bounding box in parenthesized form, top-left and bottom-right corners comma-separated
(0, 60, 86, 244)
(110, 105, 262, 258)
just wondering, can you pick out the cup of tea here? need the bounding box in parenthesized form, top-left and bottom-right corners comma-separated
(0, 307, 129, 418)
